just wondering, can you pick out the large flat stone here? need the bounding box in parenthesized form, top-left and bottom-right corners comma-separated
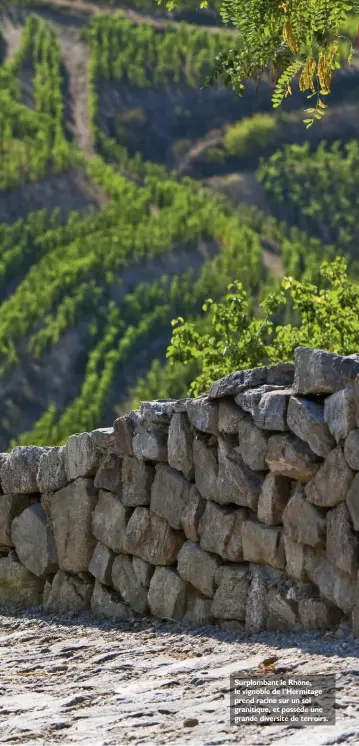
(216, 437, 263, 510)
(150, 465, 192, 530)
(305, 446, 355, 507)
(237, 420, 269, 471)
(64, 432, 103, 482)
(218, 400, 248, 434)
(0, 494, 36, 549)
(193, 437, 218, 501)
(90, 579, 131, 620)
(293, 347, 359, 395)
(11, 504, 58, 578)
(1, 446, 48, 494)
(326, 503, 359, 575)
(148, 567, 186, 621)
(282, 485, 326, 548)
(251, 389, 291, 431)
(37, 447, 67, 493)
(92, 490, 130, 553)
(324, 389, 357, 443)
(208, 367, 267, 399)
(266, 433, 320, 483)
(49, 478, 98, 573)
(177, 541, 222, 598)
(126, 507, 184, 565)
(168, 412, 194, 480)
(298, 597, 341, 630)
(113, 411, 139, 457)
(94, 452, 122, 494)
(122, 457, 154, 507)
(242, 521, 285, 569)
(0, 552, 44, 606)
(187, 397, 219, 435)
(266, 588, 298, 632)
(283, 535, 307, 581)
(344, 429, 359, 470)
(43, 570, 93, 614)
(198, 501, 246, 562)
(88, 542, 114, 586)
(211, 565, 249, 621)
(132, 425, 168, 462)
(112, 554, 148, 614)
(287, 396, 335, 457)
(305, 548, 358, 613)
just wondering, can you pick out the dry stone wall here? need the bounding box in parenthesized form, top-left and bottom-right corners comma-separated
(1, 346, 359, 636)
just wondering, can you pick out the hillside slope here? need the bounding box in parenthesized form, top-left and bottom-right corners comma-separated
(0, 1, 358, 448)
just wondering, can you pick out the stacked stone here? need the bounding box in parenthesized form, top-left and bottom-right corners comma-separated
(0, 346, 359, 636)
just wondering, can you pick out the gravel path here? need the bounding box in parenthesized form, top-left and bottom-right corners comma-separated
(0, 607, 359, 745)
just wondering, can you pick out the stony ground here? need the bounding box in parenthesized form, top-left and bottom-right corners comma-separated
(0, 607, 359, 745)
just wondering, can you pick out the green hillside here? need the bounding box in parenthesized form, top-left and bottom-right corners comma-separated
(0, 1, 358, 449)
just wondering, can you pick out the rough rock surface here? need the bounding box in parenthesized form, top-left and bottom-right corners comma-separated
(132, 425, 168, 462)
(211, 565, 249, 620)
(305, 446, 355, 507)
(326, 503, 359, 575)
(324, 389, 357, 442)
(287, 396, 335, 457)
(0, 609, 359, 746)
(88, 542, 114, 586)
(241, 521, 285, 569)
(0, 552, 44, 605)
(64, 432, 103, 481)
(125, 508, 184, 566)
(1, 446, 47, 494)
(293, 346, 359, 394)
(90, 579, 131, 620)
(92, 489, 131, 554)
(147, 566, 186, 620)
(177, 541, 222, 597)
(94, 452, 122, 493)
(112, 554, 148, 614)
(265, 433, 320, 482)
(193, 437, 218, 501)
(43, 571, 93, 614)
(11, 504, 58, 578)
(49, 478, 98, 572)
(122, 456, 154, 507)
(282, 485, 326, 548)
(167, 412, 194, 480)
(257, 473, 291, 525)
(187, 397, 219, 435)
(0, 494, 36, 550)
(150, 465, 192, 530)
(344, 428, 359, 470)
(208, 366, 267, 398)
(217, 437, 263, 510)
(37, 447, 67, 493)
(237, 419, 269, 471)
(198, 501, 246, 561)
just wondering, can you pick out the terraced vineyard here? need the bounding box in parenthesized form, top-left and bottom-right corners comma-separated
(0, 1, 359, 448)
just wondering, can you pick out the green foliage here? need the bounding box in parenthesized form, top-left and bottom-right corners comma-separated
(223, 113, 279, 157)
(257, 140, 359, 258)
(167, 258, 359, 396)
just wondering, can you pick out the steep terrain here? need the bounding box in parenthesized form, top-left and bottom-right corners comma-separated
(0, 1, 359, 448)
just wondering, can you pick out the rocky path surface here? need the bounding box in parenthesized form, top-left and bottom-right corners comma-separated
(0, 608, 359, 746)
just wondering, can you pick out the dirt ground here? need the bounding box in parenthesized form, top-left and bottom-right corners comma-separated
(0, 607, 358, 746)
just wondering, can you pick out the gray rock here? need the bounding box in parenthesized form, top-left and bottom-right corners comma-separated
(216, 437, 263, 510)
(193, 437, 218, 501)
(140, 399, 179, 424)
(252, 389, 292, 431)
(324, 389, 357, 442)
(266, 433, 320, 483)
(64, 432, 104, 482)
(293, 346, 359, 395)
(183, 588, 213, 625)
(208, 366, 267, 399)
(148, 566, 186, 620)
(90, 579, 131, 620)
(49, 478, 98, 573)
(305, 446, 355, 507)
(347, 473, 359, 530)
(1, 446, 47, 494)
(177, 541, 222, 598)
(282, 485, 326, 548)
(198, 501, 246, 562)
(305, 548, 358, 613)
(122, 457, 154, 507)
(37, 447, 67, 493)
(0, 494, 36, 549)
(94, 452, 122, 493)
(353, 604, 359, 638)
(132, 556, 154, 588)
(126, 507, 184, 565)
(218, 399, 248, 434)
(92, 490, 131, 553)
(90, 427, 120, 453)
(283, 535, 307, 581)
(245, 567, 267, 634)
(326, 503, 359, 575)
(167, 412, 194, 480)
(235, 385, 281, 413)
(113, 411, 139, 457)
(43, 570, 93, 614)
(211, 565, 249, 621)
(0, 552, 44, 606)
(237, 419, 269, 471)
(298, 597, 342, 630)
(112, 554, 148, 614)
(257, 473, 291, 525)
(11, 504, 58, 578)
(132, 425, 168, 462)
(344, 429, 359, 470)
(266, 588, 298, 632)
(187, 397, 219, 435)
(242, 521, 285, 569)
(150, 465, 192, 530)
(287, 397, 335, 457)
(88, 542, 114, 586)
(181, 486, 205, 542)
(266, 362, 295, 386)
